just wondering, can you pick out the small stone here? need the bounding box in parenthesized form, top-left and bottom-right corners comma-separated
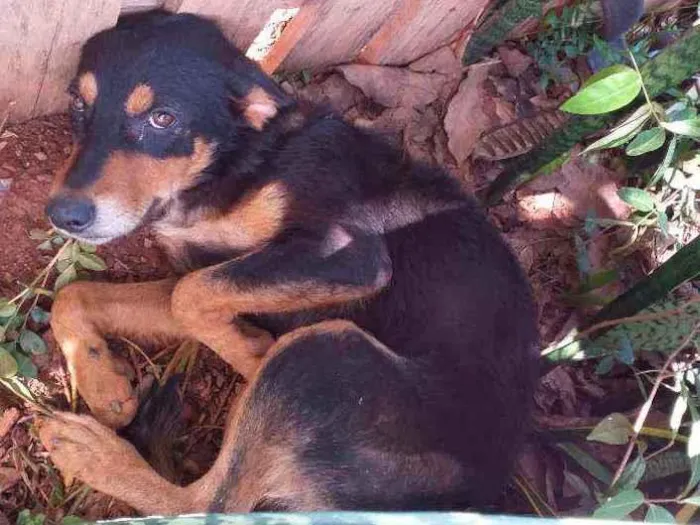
(34, 152, 48, 162)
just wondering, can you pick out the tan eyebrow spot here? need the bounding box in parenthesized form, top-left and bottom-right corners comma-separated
(78, 72, 98, 105)
(125, 84, 155, 116)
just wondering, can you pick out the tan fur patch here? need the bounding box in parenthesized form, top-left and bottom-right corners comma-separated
(78, 72, 98, 105)
(242, 87, 278, 130)
(51, 279, 184, 428)
(170, 262, 390, 380)
(51, 145, 80, 195)
(93, 138, 214, 212)
(157, 181, 288, 253)
(125, 83, 155, 115)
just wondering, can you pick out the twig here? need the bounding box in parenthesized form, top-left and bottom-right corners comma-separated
(120, 336, 161, 382)
(609, 319, 700, 488)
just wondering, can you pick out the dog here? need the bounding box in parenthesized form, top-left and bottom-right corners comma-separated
(39, 10, 539, 515)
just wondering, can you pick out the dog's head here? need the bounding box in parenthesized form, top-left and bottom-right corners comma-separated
(46, 11, 290, 244)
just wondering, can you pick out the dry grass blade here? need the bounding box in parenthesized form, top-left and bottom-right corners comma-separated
(162, 339, 199, 386)
(473, 110, 569, 161)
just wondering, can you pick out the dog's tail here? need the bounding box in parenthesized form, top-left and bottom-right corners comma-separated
(119, 375, 185, 484)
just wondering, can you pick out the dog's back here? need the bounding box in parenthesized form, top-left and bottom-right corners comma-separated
(222, 120, 540, 509)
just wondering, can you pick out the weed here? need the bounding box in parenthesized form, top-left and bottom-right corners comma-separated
(0, 230, 106, 402)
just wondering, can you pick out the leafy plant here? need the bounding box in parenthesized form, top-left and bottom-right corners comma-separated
(485, 23, 700, 205)
(0, 229, 106, 401)
(526, 3, 600, 90)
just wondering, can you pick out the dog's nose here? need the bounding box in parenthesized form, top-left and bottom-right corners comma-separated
(46, 196, 96, 232)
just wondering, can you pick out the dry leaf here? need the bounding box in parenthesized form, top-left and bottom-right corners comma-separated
(0, 407, 19, 439)
(497, 46, 534, 78)
(0, 467, 20, 493)
(557, 159, 631, 221)
(444, 67, 493, 163)
(296, 74, 364, 114)
(337, 65, 446, 109)
(409, 46, 462, 77)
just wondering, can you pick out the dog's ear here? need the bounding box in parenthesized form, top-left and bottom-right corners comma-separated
(230, 84, 292, 131)
(225, 59, 293, 131)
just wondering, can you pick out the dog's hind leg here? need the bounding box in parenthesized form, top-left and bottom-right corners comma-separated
(50, 279, 186, 428)
(40, 320, 391, 514)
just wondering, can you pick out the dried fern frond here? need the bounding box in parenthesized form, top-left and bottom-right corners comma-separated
(473, 110, 570, 161)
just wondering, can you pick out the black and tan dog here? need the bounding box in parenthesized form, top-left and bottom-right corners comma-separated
(39, 10, 539, 516)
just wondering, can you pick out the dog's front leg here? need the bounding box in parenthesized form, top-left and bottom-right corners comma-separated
(171, 230, 392, 380)
(51, 279, 186, 427)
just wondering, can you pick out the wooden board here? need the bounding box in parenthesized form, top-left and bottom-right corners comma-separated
(358, 0, 492, 66)
(279, 0, 401, 71)
(1, 0, 121, 123)
(171, 0, 304, 51)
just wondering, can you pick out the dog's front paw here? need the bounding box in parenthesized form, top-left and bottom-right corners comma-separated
(38, 412, 147, 491)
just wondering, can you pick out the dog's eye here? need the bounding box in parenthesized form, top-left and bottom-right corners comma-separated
(70, 95, 86, 112)
(149, 110, 176, 129)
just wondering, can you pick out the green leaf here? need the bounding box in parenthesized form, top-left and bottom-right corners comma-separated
(29, 307, 51, 326)
(61, 517, 85, 525)
(0, 300, 18, 318)
(595, 355, 615, 375)
(78, 242, 97, 254)
(561, 65, 641, 115)
(0, 376, 35, 403)
(592, 489, 645, 519)
(28, 229, 50, 240)
(16, 510, 46, 525)
(0, 346, 18, 378)
(614, 454, 646, 492)
(556, 442, 613, 485)
(69, 242, 80, 263)
(19, 330, 46, 355)
(37, 240, 53, 251)
(670, 394, 688, 436)
(683, 447, 700, 497)
(583, 105, 653, 153)
(13, 351, 37, 378)
(682, 493, 700, 505)
(587, 413, 633, 445)
(649, 135, 678, 187)
(54, 265, 78, 291)
(56, 258, 72, 274)
(626, 127, 667, 156)
(77, 253, 107, 271)
(618, 187, 656, 212)
(689, 420, 700, 458)
(662, 119, 700, 139)
(645, 504, 676, 522)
